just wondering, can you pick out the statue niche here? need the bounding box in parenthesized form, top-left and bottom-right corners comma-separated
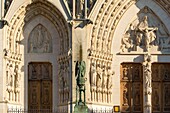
(28, 24, 52, 53)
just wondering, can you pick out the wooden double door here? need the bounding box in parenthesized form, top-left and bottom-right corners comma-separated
(28, 62, 52, 110)
(120, 63, 170, 113)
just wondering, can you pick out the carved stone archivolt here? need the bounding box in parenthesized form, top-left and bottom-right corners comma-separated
(120, 7, 170, 53)
(6, 0, 69, 57)
(154, 0, 170, 16)
(90, 0, 137, 53)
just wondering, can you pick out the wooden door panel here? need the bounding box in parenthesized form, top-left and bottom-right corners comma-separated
(41, 81, 52, 109)
(28, 81, 40, 109)
(152, 64, 170, 113)
(163, 83, 170, 112)
(132, 82, 143, 113)
(120, 63, 143, 113)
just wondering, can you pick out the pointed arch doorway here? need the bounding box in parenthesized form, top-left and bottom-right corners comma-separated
(28, 62, 52, 110)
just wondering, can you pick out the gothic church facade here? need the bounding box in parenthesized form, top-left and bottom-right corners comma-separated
(0, 0, 170, 113)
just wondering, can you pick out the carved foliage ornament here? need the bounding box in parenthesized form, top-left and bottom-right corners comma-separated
(120, 7, 169, 53)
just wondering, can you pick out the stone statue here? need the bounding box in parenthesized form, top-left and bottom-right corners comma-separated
(76, 0, 85, 18)
(90, 61, 97, 86)
(107, 67, 114, 90)
(4, 0, 12, 13)
(96, 64, 102, 88)
(137, 16, 158, 51)
(120, 32, 133, 52)
(143, 54, 152, 88)
(58, 65, 64, 89)
(14, 65, 21, 88)
(102, 68, 107, 89)
(75, 61, 86, 104)
(9, 64, 14, 87)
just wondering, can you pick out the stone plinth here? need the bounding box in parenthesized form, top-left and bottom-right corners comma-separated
(74, 104, 88, 113)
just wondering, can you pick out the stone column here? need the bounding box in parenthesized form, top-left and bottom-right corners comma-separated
(143, 53, 152, 113)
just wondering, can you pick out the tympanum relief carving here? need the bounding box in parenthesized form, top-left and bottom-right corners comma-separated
(28, 24, 52, 53)
(120, 7, 170, 53)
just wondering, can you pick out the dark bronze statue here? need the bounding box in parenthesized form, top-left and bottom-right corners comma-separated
(75, 61, 86, 105)
(74, 61, 88, 113)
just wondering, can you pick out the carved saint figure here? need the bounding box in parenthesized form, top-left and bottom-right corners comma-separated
(143, 54, 152, 88)
(107, 67, 114, 90)
(58, 65, 64, 89)
(8, 64, 14, 87)
(96, 64, 102, 88)
(76, 0, 84, 18)
(90, 61, 97, 86)
(14, 65, 21, 88)
(102, 68, 107, 89)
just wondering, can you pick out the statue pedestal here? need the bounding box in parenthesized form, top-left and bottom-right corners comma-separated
(74, 104, 88, 113)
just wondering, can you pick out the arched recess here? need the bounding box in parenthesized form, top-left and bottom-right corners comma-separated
(4, 0, 70, 110)
(88, 0, 170, 107)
